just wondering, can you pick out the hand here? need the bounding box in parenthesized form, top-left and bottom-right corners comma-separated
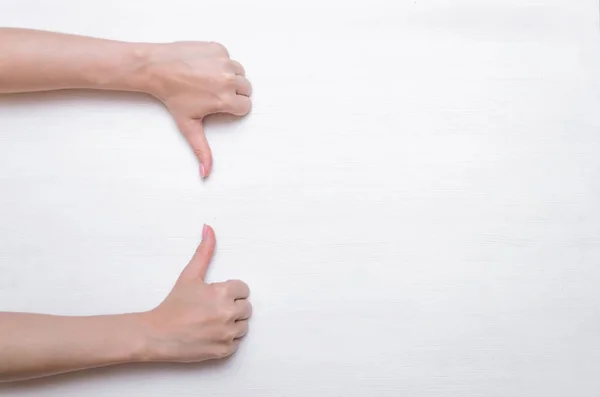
(142, 42, 252, 178)
(141, 224, 252, 362)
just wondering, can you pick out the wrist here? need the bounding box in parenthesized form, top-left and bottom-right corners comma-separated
(83, 41, 158, 94)
(130, 310, 174, 363)
(123, 312, 159, 363)
(120, 42, 161, 95)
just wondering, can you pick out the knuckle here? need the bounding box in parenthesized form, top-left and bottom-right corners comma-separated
(216, 327, 233, 342)
(213, 344, 233, 359)
(225, 328, 238, 341)
(221, 58, 235, 70)
(210, 283, 228, 297)
(232, 60, 245, 73)
(224, 307, 237, 321)
(229, 279, 249, 290)
(220, 283, 232, 296)
(216, 92, 233, 106)
(235, 98, 252, 116)
(226, 95, 240, 107)
(218, 72, 236, 87)
(207, 41, 229, 56)
(244, 99, 252, 113)
(243, 80, 253, 94)
(209, 94, 226, 112)
(227, 341, 240, 355)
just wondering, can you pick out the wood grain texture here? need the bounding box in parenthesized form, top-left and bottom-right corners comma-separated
(1, 0, 600, 395)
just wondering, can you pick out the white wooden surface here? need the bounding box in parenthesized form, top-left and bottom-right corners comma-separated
(1, 0, 600, 395)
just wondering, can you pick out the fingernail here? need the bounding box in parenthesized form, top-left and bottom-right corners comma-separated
(200, 164, 207, 178)
(202, 224, 208, 240)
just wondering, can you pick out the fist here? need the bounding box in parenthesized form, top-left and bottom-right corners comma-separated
(142, 42, 252, 178)
(142, 225, 252, 362)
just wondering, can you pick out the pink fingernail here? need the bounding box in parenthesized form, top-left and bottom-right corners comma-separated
(200, 164, 207, 178)
(202, 224, 208, 239)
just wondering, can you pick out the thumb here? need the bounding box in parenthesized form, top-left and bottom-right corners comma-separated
(176, 117, 213, 179)
(180, 224, 216, 281)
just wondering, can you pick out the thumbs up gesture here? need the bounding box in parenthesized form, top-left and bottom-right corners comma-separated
(141, 225, 252, 362)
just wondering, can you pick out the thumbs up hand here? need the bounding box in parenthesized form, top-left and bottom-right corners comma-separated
(141, 225, 252, 362)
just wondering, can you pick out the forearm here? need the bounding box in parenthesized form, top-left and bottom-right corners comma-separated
(0, 312, 150, 382)
(0, 28, 151, 94)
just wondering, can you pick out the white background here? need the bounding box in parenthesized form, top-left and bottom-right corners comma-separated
(1, 0, 600, 395)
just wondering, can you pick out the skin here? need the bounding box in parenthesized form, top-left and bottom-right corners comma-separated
(0, 28, 253, 177)
(0, 29, 253, 382)
(0, 225, 252, 382)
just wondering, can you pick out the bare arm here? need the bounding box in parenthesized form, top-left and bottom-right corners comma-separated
(0, 225, 252, 383)
(0, 313, 148, 382)
(0, 28, 253, 177)
(0, 28, 148, 93)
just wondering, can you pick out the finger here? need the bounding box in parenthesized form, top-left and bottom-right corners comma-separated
(176, 117, 212, 178)
(235, 76, 252, 97)
(208, 42, 230, 58)
(179, 224, 216, 281)
(225, 279, 250, 299)
(234, 320, 249, 338)
(228, 96, 252, 117)
(215, 339, 240, 358)
(230, 339, 241, 352)
(234, 299, 252, 320)
(230, 60, 245, 76)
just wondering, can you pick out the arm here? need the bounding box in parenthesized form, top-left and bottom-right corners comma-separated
(0, 225, 252, 383)
(0, 313, 148, 382)
(0, 28, 253, 178)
